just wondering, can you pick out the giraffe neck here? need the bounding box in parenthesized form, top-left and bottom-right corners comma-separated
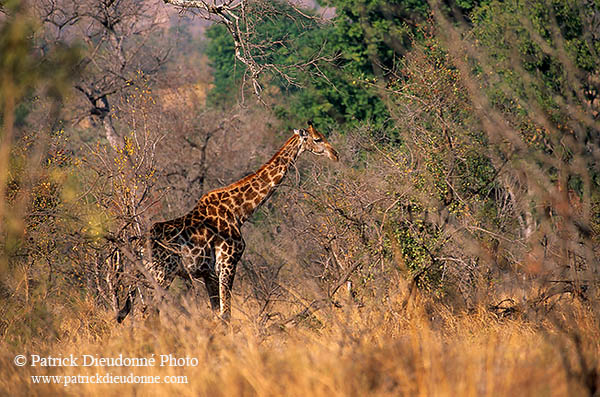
(209, 133, 303, 225)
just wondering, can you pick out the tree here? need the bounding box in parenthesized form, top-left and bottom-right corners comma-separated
(36, 0, 169, 149)
(0, 0, 84, 341)
(428, 0, 600, 305)
(1, 0, 79, 254)
(165, 0, 333, 104)
(204, 2, 329, 106)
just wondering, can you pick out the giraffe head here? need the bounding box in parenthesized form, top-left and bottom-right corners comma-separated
(294, 121, 339, 162)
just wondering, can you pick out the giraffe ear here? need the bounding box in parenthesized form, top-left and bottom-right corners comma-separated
(294, 128, 308, 138)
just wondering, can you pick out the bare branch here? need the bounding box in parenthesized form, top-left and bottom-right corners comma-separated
(163, 0, 334, 104)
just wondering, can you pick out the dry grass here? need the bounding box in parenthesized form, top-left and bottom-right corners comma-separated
(1, 284, 597, 397)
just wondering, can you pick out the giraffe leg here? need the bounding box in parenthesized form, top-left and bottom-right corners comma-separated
(203, 274, 220, 312)
(218, 262, 237, 322)
(214, 236, 243, 322)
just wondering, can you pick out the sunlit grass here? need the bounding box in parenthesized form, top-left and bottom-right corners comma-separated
(1, 287, 595, 397)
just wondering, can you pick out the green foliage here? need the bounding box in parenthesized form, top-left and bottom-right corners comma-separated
(292, 0, 430, 128)
(206, 0, 497, 129)
(279, 0, 491, 128)
(0, 0, 83, 346)
(471, 0, 598, 114)
(470, 0, 600, 224)
(205, 1, 395, 128)
(393, 216, 445, 292)
(0, 10, 79, 110)
(0, 1, 38, 108)
(206, 2, 326, 106)
(324, 0, 426, 72)
(205, 24, 238, 106)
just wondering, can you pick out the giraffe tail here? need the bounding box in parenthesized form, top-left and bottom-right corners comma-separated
(116, 293, 133, 323)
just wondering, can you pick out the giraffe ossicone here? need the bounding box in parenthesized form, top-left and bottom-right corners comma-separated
(117, 122, 338, 323)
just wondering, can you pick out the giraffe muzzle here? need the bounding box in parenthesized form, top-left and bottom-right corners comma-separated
(327, 147, 339, 162)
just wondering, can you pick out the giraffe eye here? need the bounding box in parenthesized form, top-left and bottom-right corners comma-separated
(314, 137, 323, 143)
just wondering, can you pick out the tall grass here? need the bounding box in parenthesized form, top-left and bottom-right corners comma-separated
(1, 286, 597, 396)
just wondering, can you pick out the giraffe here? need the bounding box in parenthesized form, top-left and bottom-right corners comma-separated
(116, 122, 338, 323)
